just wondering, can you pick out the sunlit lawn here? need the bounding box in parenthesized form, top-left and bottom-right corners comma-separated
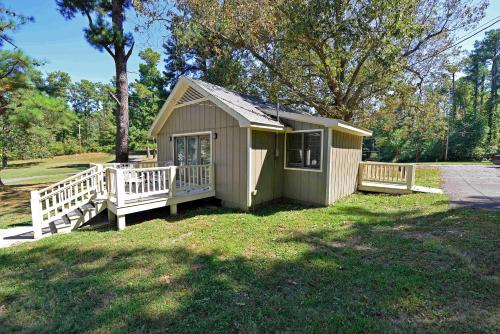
(0, 168, 498, 332)
(0, 152, 114, 182)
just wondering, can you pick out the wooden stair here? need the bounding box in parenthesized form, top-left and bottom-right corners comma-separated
(44, 199, 107, 236)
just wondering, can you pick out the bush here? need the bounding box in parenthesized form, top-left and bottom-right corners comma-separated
(48, 139, 82, 156)
(48, 142, 65, 156)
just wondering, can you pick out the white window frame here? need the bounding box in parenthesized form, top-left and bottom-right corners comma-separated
(171, 131, 213, 165)
(284, 129, 324, 173)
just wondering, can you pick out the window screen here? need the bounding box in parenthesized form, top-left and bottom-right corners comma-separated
(286, 131, 321, 169)
(286, 133, 303, 167)
(304, 132, 321, 168)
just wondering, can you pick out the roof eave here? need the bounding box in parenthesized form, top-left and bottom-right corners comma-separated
(263, 110, 371, 136)
(330, 121, 372, 137)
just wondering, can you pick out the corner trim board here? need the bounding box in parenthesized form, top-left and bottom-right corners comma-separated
(247, 128, 252, 208)
(325, 128, 332, 205)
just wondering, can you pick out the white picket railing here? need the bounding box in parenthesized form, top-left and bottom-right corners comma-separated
(358, 162, 415, 190)
(107, 164, 215, 205)
(30, 165, 106, 239)
(30, 162, 215, 239)
(101, 161, 173, 169)
(176, 164, 213, 193)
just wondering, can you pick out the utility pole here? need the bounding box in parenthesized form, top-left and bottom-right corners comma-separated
(78, 123, 82, 153)
(444, 69, 456, 161)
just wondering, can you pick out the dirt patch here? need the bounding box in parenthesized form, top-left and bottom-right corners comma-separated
(160, 274, 173, 283)
(171, 231, 194, 243)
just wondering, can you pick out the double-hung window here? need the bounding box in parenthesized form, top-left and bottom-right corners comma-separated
(285, 130, 322, 171)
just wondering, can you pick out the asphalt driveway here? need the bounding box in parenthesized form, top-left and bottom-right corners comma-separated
(440, 165, 500, 210)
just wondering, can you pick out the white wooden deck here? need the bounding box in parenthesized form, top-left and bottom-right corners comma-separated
(358, 162, 442, 195)
(359, 181, 443, 194)
(29, 162, 215, 238)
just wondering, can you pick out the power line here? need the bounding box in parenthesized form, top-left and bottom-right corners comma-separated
(411, 17, 500, 65)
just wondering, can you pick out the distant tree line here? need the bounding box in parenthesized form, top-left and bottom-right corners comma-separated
(367, 29, 499, 162)
(0, 46, 166, 166)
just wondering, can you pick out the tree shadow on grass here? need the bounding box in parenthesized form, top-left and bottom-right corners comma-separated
(1, 162, 41, 169)
(50, 163, 90, 170)
(0, 202, 498, 333)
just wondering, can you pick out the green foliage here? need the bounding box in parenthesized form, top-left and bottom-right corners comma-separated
(56, 0, 134, 56)
(129, 48, 166, 151)
(0, 3, 33, 48)
(69, 79, 116, 151)
(160, 0, 487, 121)
(44, 71, 72, 99)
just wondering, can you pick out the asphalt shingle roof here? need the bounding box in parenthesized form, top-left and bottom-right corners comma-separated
(189, 78, 290, 128)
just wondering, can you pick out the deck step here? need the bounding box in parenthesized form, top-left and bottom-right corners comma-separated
(81, 203, 96, 211)
(49, 216, 71, 234)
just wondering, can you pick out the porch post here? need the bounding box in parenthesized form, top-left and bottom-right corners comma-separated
(30, 191, 43, 239)
(115, 168, 125, 207)
(209, 163, 215, 190)
(117, 215, 126, 230)
(169, 166, 176, 197)
(358, 163, 364, 187)
(406, 164, 416, 190)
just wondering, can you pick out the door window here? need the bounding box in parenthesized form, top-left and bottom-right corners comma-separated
(174, 133, 211, 165)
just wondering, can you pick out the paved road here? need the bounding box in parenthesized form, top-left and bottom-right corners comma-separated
(440, 165, 500, 210)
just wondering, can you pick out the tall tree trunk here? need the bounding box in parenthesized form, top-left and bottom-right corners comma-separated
(112, 0, 129, 163)
(488, 39, 498, 146)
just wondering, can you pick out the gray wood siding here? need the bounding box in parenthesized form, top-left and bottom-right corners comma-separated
(281, 119, 328, 205)
(328, 130, 363, 203)
(250, 131, 284, 206)
(157, 101, 248, 209)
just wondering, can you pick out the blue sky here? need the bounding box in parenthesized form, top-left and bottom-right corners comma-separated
(5, 0, 167, 83)
(4, 0, 500, 84)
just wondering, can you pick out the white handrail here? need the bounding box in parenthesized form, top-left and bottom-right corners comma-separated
(38, 165, 98, 195)
(358, 162, 415, 189)
(30, 165, 106, 239)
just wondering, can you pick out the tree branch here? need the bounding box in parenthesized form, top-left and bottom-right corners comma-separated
(125, 42, 135, 61)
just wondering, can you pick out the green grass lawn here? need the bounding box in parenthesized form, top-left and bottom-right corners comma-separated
(0, 168, 498, 333)
(0, 152, 114, 183)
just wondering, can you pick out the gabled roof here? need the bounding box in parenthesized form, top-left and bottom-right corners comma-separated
(149, 76, 372, 137)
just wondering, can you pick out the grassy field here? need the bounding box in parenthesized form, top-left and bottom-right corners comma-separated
(0, 153, 114, 183)
(0, 168, 498, 333)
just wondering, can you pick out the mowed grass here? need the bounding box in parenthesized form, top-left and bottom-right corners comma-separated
(0, 168, 498, 333)
(0, 152, 114, 182)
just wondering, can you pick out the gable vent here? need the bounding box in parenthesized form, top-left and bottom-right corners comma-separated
(177, 87, 205, 105)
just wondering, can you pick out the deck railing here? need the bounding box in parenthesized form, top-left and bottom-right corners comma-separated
(358, 162, 416, 190)
(100, 161, 173, 169)
(30, 162, 214, 238)
(106, 163, 215, 206)
(30, 164, 106, 239)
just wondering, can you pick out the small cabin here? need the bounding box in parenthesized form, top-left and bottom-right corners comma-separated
(149, 76, 372, 209)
